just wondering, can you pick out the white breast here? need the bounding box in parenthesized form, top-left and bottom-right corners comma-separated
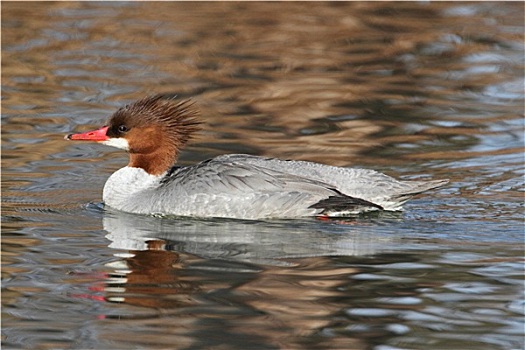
(103, 166, 163, 213)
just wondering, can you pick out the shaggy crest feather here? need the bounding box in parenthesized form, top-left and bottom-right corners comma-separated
(109, 94, 201, 148)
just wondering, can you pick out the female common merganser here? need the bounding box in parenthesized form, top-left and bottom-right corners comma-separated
(65, 94, 448, 219)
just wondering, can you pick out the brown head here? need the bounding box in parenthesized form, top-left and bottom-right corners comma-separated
(65, 94, 202, 175)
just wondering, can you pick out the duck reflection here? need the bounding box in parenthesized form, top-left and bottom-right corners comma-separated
(103, 210, 398, 262)
(103, 240, 203, 309)
(94, 211, 403, 348)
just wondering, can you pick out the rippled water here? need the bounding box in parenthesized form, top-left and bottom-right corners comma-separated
(2, 2, 524, 349)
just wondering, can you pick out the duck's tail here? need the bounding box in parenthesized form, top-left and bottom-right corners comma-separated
(381, 178, 449, 211)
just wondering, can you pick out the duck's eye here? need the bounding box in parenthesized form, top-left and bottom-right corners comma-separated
(118, 125, 129, 133)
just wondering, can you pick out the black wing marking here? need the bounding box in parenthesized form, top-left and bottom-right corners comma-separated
(309, 190, 383, 213)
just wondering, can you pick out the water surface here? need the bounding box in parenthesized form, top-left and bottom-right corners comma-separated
(2, 2, 524, 349)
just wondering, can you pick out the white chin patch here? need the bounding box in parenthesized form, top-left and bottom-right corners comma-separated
(101, 137, 129, 150)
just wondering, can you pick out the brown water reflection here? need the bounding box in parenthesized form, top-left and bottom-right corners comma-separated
(2, 1, 524, 350)
(3, 2, 523, 166)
